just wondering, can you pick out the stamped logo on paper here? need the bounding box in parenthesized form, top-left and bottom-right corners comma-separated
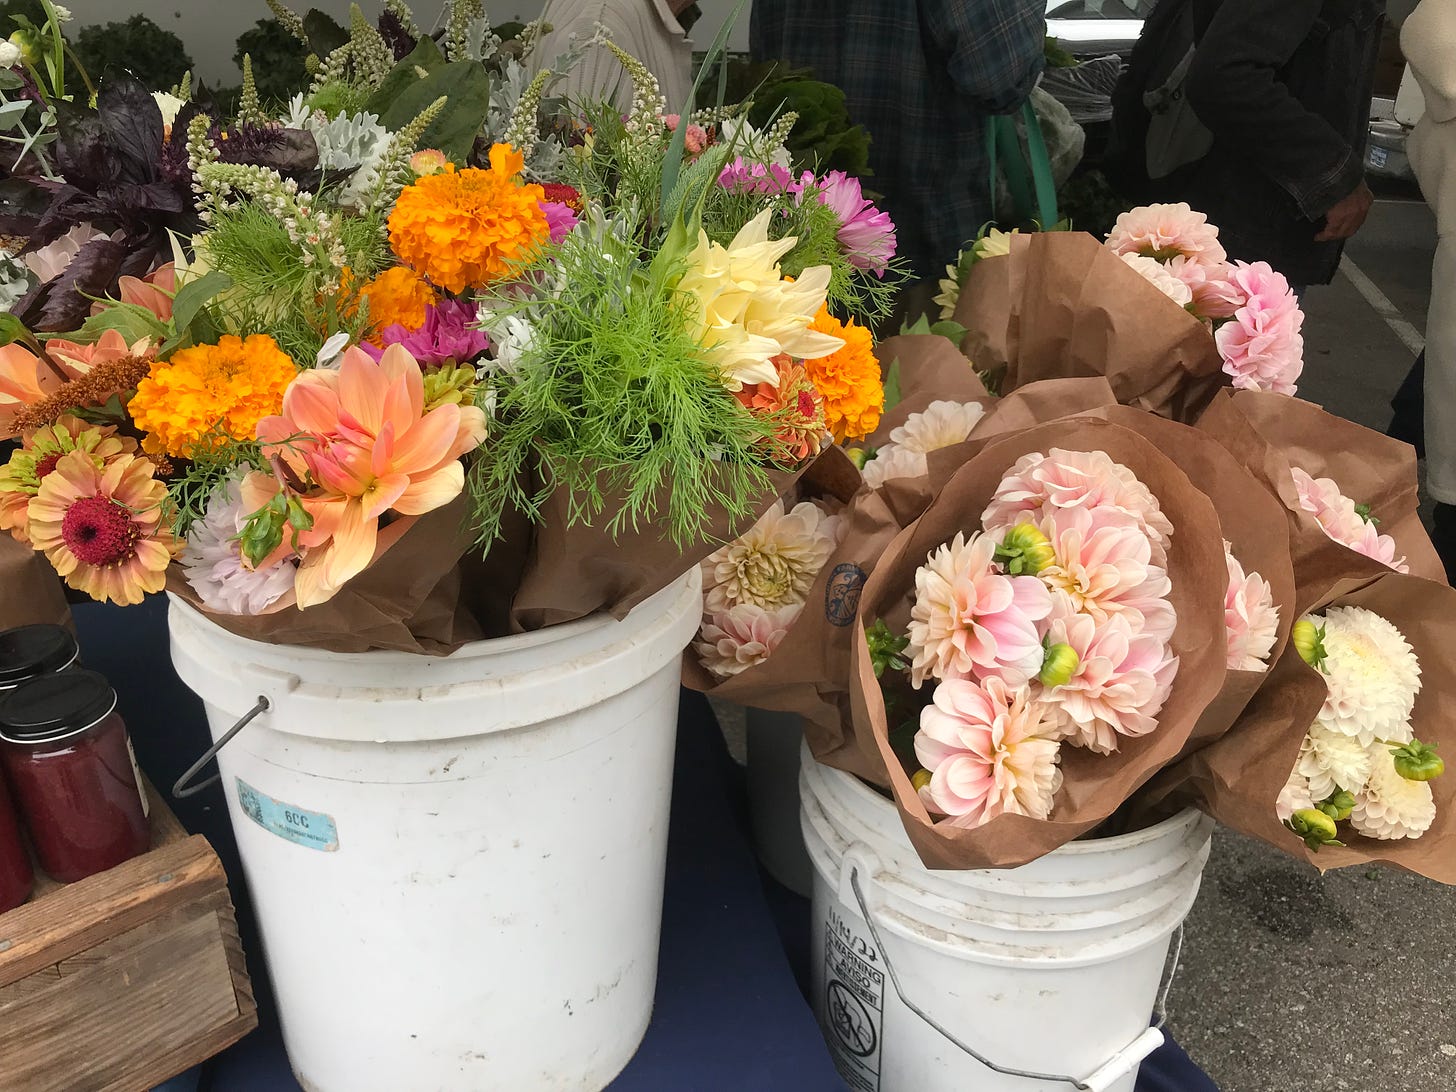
(825, 563, 867, 628)
(823, 906, 884, 1091)
(236, 778, 339, 852)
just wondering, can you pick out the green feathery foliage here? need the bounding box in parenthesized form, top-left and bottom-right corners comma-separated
(168, 439, 266, 538)
(468, 227, 784, 551)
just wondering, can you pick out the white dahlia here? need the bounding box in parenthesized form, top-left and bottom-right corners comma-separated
(862, 444, 928, 490)
(1275, 767, 1314, 823)
(1313, 606, 1421, 747)
(1296, 723, 1374, 801)
(701, 500, 842, 613)
(888, 400, 987, 455)
(1350, 756, 1436, 840)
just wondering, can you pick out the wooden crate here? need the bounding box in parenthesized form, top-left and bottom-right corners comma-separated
(0, 780, 258, 1092)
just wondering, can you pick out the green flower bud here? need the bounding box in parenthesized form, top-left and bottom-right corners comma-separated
(1286, 808, 1344, 851)
(845, 447, 871, 471)
(1038, 642, 1079, 687)
(1389, 739, 1445, 782)
(1292, 618, 1328, 671)
(7, 29, 40, 68)
(996, 522, 1056, 575)
(1317, 789, 1355, 822)
(911, 769, 932, 793)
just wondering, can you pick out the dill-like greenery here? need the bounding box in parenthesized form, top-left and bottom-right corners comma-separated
(468, 225, 784, 551)
(167, 438, 266, 537)
(201, 200, 390, 362)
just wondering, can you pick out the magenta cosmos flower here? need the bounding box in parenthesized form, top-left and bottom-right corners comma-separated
(812, 170, 896, 276)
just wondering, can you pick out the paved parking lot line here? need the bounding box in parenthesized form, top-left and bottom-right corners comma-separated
(1340, 253, 1427, 355)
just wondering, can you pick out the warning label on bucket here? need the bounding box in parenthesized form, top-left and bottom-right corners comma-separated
(823, 907, 884, 1091)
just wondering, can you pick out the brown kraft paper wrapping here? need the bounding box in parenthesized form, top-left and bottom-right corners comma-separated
(955, 232, 1226, 421)
(0, 533, 71, 630)
(1197, 390, 1445, 612)
(867, 334, 992, 445)
(166, 498, 483, 656)
(846, 416, 1228, 870)
(1168, 574, 1456, 884)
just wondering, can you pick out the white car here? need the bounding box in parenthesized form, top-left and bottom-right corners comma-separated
(1045, 0, 1148, 57)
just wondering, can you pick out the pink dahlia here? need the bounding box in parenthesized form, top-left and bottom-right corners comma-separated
(1290, 467, 1408, 574)
(364, 299, 490, 366)
(914, 675, 1063, 828)
(906, 531, 1053, 688)
(694, 602, 801, 678)
(813, 170, 897, 276)
(1039, 612, 1179, 754)
(1214, 261, 1304, 395)
(1224, 543, 1279, 671)
(981, 448, 1174, 560)
(1040, 506, 1176, 643)
(1106, 202, 1226, 266)
(1164, 256, 1243, 320)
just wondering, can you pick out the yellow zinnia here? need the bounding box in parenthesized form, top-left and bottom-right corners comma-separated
(387, 144, 550, 293)
(803, 307, 883, 442)
(128, 334, 298, 458)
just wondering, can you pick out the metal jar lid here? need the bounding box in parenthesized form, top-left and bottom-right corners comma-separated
(0, 669, 118, 745)
(0, 624, 79, 689)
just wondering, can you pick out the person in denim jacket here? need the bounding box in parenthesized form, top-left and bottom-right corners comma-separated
(1110, 0, 1385, 287)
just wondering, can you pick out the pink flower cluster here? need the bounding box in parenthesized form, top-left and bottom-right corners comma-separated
(1290, 467, 1409, 573)
(1105, 204, 1304, 396)
(903, 450, 1182, 830)
(718, 156, 795, 196)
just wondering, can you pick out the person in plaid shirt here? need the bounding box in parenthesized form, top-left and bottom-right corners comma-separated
(751, 0, 1047, 320)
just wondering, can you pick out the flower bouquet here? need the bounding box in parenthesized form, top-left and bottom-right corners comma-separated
(0, 2, 902, 653)
(944, 203, 1306, 420)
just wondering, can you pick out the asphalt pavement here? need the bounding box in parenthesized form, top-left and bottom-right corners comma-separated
(1168, 193, 1456, 1092)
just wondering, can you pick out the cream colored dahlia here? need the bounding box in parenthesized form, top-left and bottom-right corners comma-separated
(1296, 723, 1374, 801)
(1350, 755, 1436, 840)
(701, 499, 842, 614)
(1313, 606, 1421, 748)
(888, 399, 987, 455)
(1275, 767, 1314, 824)
(1121, 253, 1195, 308)
(861, 444, 927, 490)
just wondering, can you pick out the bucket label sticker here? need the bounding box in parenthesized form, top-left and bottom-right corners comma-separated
(823, 906, 884, 1091)
(235, 778, 339, 852)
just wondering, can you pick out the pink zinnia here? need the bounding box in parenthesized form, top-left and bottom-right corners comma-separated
(363, 299, 489, 366)
(982, 448, 1174, 561)
(914, 675, 1063, 828)
(539, 200, 580, 243)
(1214, 261, 1304, 395)
(718, 156, 794, 196)
(1290, 467, 1409, 574)
(1039, 612, 1179, 754)
(1106, 202, 1226, 266)
(1039, 506, 1176, 644)
(906, 531, 1053, 688)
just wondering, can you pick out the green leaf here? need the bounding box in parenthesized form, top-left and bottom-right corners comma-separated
(67, 303, 170, 347)
(302, 9, 348, 58)
(374, 60, 490, 165)
(929, 320, 968, 344)
(0, 312, 30, 346)
(169, 270, 232, 338)
(882, 357, 902, 412)
(70, 393, 129, 426)
(364, 34, 447, 116)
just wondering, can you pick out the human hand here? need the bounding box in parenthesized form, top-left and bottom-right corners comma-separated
(1314, 181, 1374, 242)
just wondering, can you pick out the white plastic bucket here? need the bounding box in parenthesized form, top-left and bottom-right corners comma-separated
(745, 707, 814, 896)
(800, 742, 1213, 1092)
(166, 571, 702, 1092)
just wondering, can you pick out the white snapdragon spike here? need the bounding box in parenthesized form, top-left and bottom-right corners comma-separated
(720, 117, 792, 171)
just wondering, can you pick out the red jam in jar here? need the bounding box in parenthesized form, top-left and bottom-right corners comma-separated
(0, 670, 149, 883)
(0, 773, 31, 912)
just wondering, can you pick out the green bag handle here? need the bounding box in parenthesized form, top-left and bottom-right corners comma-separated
(987, 98, 1059, 228)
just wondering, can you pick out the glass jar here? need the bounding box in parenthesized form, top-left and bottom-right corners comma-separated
(0, 773, 32, 912)
(0, 624, 78, 693)
(0, 670, 150, 883)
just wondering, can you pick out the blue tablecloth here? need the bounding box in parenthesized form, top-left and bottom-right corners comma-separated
(71, 597, 1215, 1092)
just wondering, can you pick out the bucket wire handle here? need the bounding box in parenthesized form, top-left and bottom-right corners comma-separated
(172, 696, 270, 799)
(847, 865, 1184, 1090)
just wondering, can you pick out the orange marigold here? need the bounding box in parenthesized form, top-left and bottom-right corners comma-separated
(128, 334, 298, 458)
(387, 143, 550, 293)
(802, 307, 883, 443)
(359, 266, 438, 338)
